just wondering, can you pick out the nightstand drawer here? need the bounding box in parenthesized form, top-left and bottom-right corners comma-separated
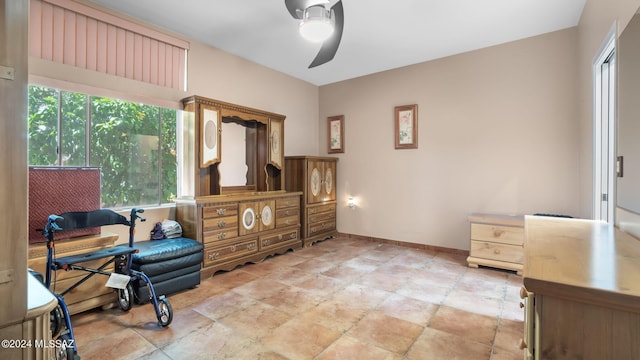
(470, 240, 523, 264)
(471, 223, 523, 246)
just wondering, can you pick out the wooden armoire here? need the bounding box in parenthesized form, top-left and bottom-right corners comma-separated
(285, 156, 338, 246)
(175, 96, 302, 278)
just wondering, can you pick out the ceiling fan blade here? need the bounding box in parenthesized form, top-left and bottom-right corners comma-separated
(285, 0, 306, 19)
(308, 0, 343, 68)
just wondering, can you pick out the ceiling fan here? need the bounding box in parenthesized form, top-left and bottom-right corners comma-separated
(285, 0, 344, 68)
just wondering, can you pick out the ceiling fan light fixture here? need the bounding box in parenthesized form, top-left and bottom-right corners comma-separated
(299, 5, 334, 43)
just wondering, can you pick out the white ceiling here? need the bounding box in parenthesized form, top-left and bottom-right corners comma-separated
(88, 0, 586, 86)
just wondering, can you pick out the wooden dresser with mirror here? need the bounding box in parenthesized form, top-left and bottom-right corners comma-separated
(175, 96, 302, 278)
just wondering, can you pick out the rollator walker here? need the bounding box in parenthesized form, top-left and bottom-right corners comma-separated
(42, 208, 173, 360)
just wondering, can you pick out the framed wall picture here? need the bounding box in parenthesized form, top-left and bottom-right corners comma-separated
(394, 104, 418, 149)
(328, 115, 344, 153)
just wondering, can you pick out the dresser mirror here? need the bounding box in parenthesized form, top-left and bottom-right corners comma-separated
(218, 117, 261, 189)
(180, 96, 285, 197)
(215, 109, 273, 194)
(617, 10, 640, 214)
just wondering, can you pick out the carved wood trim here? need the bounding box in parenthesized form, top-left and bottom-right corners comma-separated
(182, 96, 286, 122)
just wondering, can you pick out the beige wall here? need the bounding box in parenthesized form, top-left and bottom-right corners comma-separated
(187, 41, 319, 156)
(320, 29, 580, 250)
(317, 0, 640, 250)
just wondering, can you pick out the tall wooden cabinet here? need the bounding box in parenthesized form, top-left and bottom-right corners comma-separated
(285, 156, 338, 246)
(176, 96, 301, 278)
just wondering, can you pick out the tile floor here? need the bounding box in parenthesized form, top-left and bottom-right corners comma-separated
(70, 237, 525, 359)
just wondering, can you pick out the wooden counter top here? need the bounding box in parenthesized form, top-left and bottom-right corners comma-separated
(523, 215, 640, 313)
(175, 191, 303, 205)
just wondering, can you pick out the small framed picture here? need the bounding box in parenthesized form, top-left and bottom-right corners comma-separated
(328, 115, 344, 153)
(394, 104, 418, 149)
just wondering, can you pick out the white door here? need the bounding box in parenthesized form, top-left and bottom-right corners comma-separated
(593, 29, 616, 222)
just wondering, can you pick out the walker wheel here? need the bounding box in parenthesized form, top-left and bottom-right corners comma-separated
(53, 333, 76, 360)
(117, 283, 134, 311)
(50, 305, 64, 338)
(158, 297, 173, 327)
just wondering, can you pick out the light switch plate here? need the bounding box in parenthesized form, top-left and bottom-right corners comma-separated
(0, 65, 15, 80)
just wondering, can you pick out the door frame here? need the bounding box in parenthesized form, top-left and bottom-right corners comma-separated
(592, 23, 616, 222)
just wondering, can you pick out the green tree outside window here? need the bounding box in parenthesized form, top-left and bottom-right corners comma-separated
(28, 85, 177, 208)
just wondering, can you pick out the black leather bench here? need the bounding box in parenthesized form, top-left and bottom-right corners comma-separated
(130, 237, 203, 303)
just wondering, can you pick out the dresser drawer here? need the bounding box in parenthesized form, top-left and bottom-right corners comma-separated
(203, 215, 238, 233)
(308, 221, 336, 236)
(308, 211, 335, 225)
(308, 203, 336, 215)
(276, 207, 299, 219)
(203, 228, 239, 244)
(276, 197, 299, 209)
(259, 229, 298, 251)
(203, 238, 258, 267)
(276, 216, 298, 228)
(470, 240, 523, 264)
(202, 204, 239, 219)
(471, 223, 523, 246)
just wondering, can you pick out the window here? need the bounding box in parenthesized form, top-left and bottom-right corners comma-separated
(28, 85, 177, 208)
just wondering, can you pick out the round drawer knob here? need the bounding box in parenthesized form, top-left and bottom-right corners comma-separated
(519, 338, 527, 349)
(520, 287, 528, 299)
(494, 249, 500, 254)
